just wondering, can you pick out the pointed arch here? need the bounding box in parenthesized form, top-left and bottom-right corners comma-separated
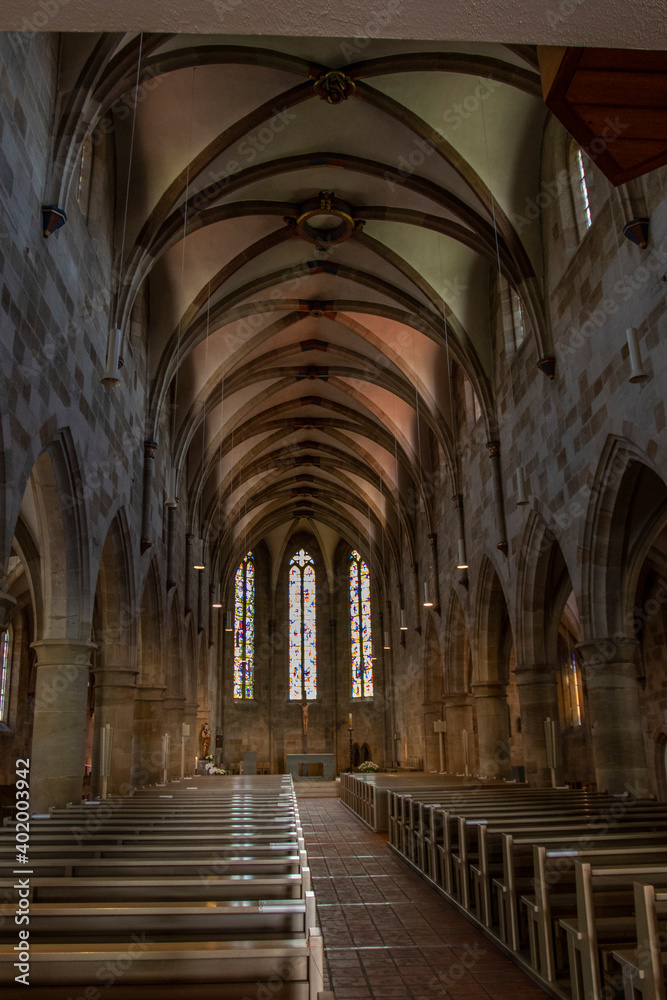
(444, 588, 472, 694)
(288, 546, 317, 701)
(350, 548, 373, 699)
(473, 556, 514, 685)
(581, 436, 667, 640)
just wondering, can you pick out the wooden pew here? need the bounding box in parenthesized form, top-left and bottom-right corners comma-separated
(493, 829, 667, 951)
(465, 807, 667, 925)
(613, 882, 667, 1000)
(0, 851, 307, 878)
(0, 872, 310, 902)
(559, 864, 667, 1000)
(527, 851, 667, 986)
(0, 934, 323, 997)
(2, 775, 323, 998)
(0, 892, 317, 942)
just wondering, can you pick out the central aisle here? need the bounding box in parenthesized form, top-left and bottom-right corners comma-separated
(299, 798, 550, 1000)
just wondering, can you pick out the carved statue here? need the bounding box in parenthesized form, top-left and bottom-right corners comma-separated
(301, 699, 309, 736)
(199, 723, 211, 758)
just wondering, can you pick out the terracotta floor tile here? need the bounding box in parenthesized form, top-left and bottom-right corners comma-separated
(302, 799, 549, 1000)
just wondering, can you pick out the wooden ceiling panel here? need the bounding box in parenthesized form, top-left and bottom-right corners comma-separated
(538, 45, 667, 184)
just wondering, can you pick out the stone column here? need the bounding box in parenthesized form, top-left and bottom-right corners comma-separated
(443, 693, 474, 773)
(166, 506, 176, 589)
(514, 665, 560, 786)
(183, 700, 199, 776)
(428, 533, 441, 613)
(90, 665, 138, 797)
(30, 638, 96, 813)
(132, 685, 166, 787)
(140, 440, 158, 553)
(163, 695, 186, 780)
(473, 681, 512, 779)
(412, 562, 422, 634)
(577, 639, 649, 795)
(486, 441, 508, 555)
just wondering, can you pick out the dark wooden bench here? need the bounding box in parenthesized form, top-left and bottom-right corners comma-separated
(613, 882, 667, 1000)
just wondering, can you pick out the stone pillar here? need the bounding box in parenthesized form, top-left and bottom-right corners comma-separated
(132, 685, 166, 787)
(486, 441, 508, 555)
(514, 665, 560, 786)
(90, 665, 138, 797)
(443, 693, 474, 773)
(412, 562, 422, 634)
(166, 506, 176, 589)
(577, 639, 649, 795)
(428, 533, 441, 613)
(183, 700, 199, 776)
(473, 681, 512, 779)
(30, 639, 96, 813)
(163, 695, 186, 780)
(140, 440, 158, 553)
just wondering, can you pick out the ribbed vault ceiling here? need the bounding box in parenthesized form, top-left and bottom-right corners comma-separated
(57, 33, 550, 586)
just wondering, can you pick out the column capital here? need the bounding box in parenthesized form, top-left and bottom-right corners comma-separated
(30, 638, 97, 667)
(92, 665, 139, 687)
(513, 664, 556, 685)
(486, 440, 500, 458)
(471, 681, 508, 699)
(163, 695, 187, 711)
(576, 637, 640, 667)
(443, 692, 472, 709)
(134, 684, 167, 701)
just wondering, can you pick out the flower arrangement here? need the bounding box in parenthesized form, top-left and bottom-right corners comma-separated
(202, 755, 226, 775)
(358, 760, 380, 772)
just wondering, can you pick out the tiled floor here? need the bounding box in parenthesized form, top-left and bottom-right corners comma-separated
(300, 798, 550, 1000)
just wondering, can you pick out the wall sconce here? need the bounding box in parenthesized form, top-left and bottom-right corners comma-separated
(456, 539, 468, 570)
(627, 327, 648, 383)
(193, 538, 205, 570)
(101, 327, 123, 386)
(515, 467, 529, 506)
(165, 468, 179, 508)
(423, 581, 433, 607)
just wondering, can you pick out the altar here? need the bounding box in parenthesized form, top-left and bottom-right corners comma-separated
(285, 753, 336, 781)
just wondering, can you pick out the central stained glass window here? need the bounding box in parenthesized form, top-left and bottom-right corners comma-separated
(350, 550, 373, 698)
(288, 549, 317, 700)
(233, 552, 254, 699)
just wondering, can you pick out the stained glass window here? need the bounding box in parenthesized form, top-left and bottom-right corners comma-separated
(288, 549, 317, 700)
(233, 552, 254, 699)
(0, 627, 12, 723)
(350, 550, 373, 698)
(576, 148, 592, 230)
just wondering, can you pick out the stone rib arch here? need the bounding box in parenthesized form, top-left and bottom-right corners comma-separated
(14, 428, 92, 642)
(580, 435, 667, 642)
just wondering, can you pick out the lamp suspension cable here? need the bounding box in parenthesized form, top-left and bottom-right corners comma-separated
(416, 384, 432, 607)
(438, 235, 468, 572)
(395, 431, 408, 627)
